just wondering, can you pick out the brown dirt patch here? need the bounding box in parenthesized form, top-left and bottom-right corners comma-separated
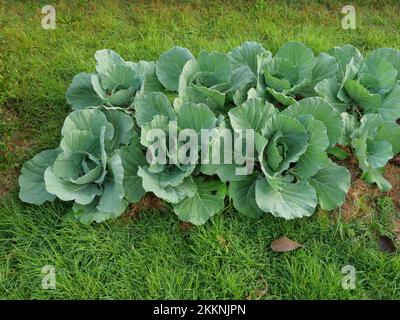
(384, 163, 400, 210)
(179, 221, 194, 233)
(389, 155, 400, 167)
(337, 157, 400, 220)
(333, 145, 400, 220)
(392, 219, 400, 246)
(336, 150, 377, 220)
(0, 107, 33, 163)
(0, 167, 19, 199)
(341, 179, 379, 221)
(337, 151, 376, 220)
(122, 193, 165, 221)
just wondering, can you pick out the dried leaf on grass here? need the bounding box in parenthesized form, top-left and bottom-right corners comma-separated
(378, 235, 396, 253)
(270, 236, 303, 252)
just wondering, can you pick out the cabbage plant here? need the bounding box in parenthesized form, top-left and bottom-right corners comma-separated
(18, 43, 400, 226)
(317, 45, 400, 190)
(134, 92, 227, 225)
(18, 108, 145, 223)
(315, 44, 364, 112)
(261, 42, 339, 107)
(227, 41, 273, 105)
(226, 97, 350, 219)
(341, 113, 400, 191)
(172, 48, 256, 113)
(317, 45, 400, 121)
(344, 48, 400, 121)
(66, 50, 145, 110)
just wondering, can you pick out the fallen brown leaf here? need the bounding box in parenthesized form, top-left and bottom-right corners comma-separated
(270, 236, 303, 252)
(378, 235, 396, 253)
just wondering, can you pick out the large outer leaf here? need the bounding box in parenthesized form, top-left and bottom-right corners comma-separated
(134, 92, 175, 126)
(18, 149, 60, 205)
(308, 162, 350, 210)
(66, 73, 104, 110)
(381, 85, 400, 121)
(282, 97, 343, 146)
(72, 197, 127, 224)
(178, 59, 200, 94)
(368, 48, 400, 80)
(61, 109, 114, 139)
(296, 115, 330, 178)
(99, 63, 140, 93)
(363, 167, 392, 192)
(352, 132, 392, 191)
(97, 152, 126, 214)
(198, 51, 232, 84)
(173, 177, 227, 225)
(314, 78, 348, 112)
(228, 65, 256, 93)
(156, 46, 194, 91)
(266, 88, 297, 106)
(135, 61, 165, 94)
(94, 49, 125, 84)
(120, 144, 147, 203)
(138, 167, 195, 203)
(328, 44, 363, 102)
(255, 177, 317, 219)
(176, 84, 226, 111)
(44, 167, 101, 205)
(311, 53, 339, 85)
(177, 102, 217, 132)
(102, 109, 134, 149)
(228, 41, 268, 75)
(358, 56, 397, 96)
(273, 42, 315, 84)
(107, 87, 136, 107)
(375, 121, 400, 154)
(366, 140, 393, 169)
(229, 173, 263, 218)
(344, 79, 382, 113)
(59, 131, 99, 156)
(228, 99, 276, 132)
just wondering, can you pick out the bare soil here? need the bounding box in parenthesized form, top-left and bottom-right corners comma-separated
(122, 193, 165, 221)
(0, 167, 18, 199)
(337, 150, 400, 220)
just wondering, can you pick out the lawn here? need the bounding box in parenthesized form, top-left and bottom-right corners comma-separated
(1, 0, 400, 299)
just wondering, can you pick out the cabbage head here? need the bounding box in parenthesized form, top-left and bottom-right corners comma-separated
(18, 108, 146, 223)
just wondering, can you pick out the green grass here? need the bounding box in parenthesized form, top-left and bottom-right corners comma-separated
(1, 0, 400, 299)
(1, 199, 400, 299)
